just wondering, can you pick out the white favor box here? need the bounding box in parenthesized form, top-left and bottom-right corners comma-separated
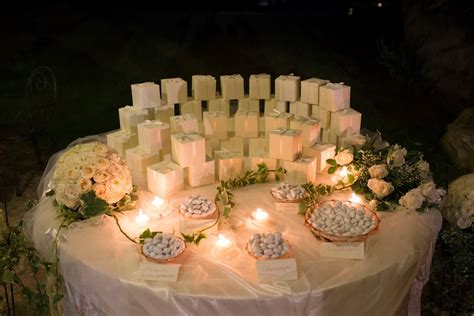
(300, 78, 329, 105)
(147, 161, 184, 198)
(249, 137, 269, 157)
(269, 128, 302, 162)
(259, 117, 265, 133)
(181, 100, 203, 121)
(155, 105, 174, 123)
(235, 111, 259, 138)
(289, 101, 311, 118)
(265, 111, 294, 137)
(228, 117, 235, 133)
(215, 150, 245, 180)
(275, 75, 300, 102)
(249, 74, 271, 100)
(118, 106, 149, 134)
(137, 120, 171, 154)
(131, 82, 161, 109)
(318, 108, 332, 129)
(220, 74, 244, 100)
(106, 130, 138, 157)
(187, 156, 215, 188)
(205, 138, 221, 158)
(251, 155, 278, 180)
(125, 146, 162, 174)
(319, 83, 351, 112)
(203, 111, 228, 139)
(170, 114, 199, 134)
(130, 171, 148, 190)
(311, 105, 319, 119)
(238, 98, 259, 112)
(220, 137, 246, 156)
(171, 133, 206, 168)
(275, 100, 289, 113)
(192, 75, 216, 101)
(161, 78, 187, 105)
(330, 108, 362, 136)
(290, 117, 321, 148)
(302, 143, 336, 172)
(209, 98, 230, 117)
(264, 98, 276, 115)
(282, 156, 317, 184)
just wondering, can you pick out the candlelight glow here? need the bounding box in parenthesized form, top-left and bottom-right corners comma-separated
(151, 196, 165, 208)
(350, 193, 362, 204)
(339, 166, 349, 177)
(215, 234, 232, 250)
(135, 209, 150, 226)
(252, 208, 269, 222)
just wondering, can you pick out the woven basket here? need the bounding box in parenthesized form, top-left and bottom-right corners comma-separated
(304, 200, 380, 242)
(246, 240, 291, 260)
(141, 237, 187, 263)
(179, 202, 217, 220)
(270, 190, 303, 204)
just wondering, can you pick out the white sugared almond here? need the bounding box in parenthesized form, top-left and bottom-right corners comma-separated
(247, 232, 289, 259)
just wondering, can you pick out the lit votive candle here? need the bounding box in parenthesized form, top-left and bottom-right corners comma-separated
(151, 196, 165, 208)
(135, 209, 150, 226)
(251, 208, 269, 223)
(350, 192, 362, 204)
(213, 234, 235, 257)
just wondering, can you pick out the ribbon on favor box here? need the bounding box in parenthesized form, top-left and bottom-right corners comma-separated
(157, 166, 173, 174)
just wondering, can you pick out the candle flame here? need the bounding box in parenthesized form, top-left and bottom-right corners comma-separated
(254, 208, 269, 221)
(152, 196, 164, 207)
(340, 166, 348, 177)
(350, 193, 362, 204)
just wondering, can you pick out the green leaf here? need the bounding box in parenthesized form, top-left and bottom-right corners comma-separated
(79, 191, 109, 219)
(1, 270, 15, 283)
(181, 233, 195, 243)
(194, 233, 207, 245)
(139, 229, 160, 244)
(45, 190, 55, 197)
(347, 174, 355, 183)
(298, 202, 307, 216)
(326, 159, 337, 166)
(328, 166, 338, 174)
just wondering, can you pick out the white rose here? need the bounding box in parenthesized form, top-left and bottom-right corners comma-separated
(418, 160, 430, 179)
(369, 199, 379, 210)
(55, 182, 66, 196)
(456, 216, 472, 229)
(460, 201, 474, 218)
(427, 188, 446, 204)
(335, 149, 354, 166)
(368, 164, 389, 179)
(93, 170, 110, 183)
(94, 143, 110, 157)
(65, 183, 81, 200)
(78, 178, 92, 193)
(420, 181, 436, 197)
(95, 157, 110, 170)
(65, 167, 80, 181)
(93, 183, 108, 201)
(81, 165, 95, 179)
(367, 179, 394, 199)
(399, 188, 425, 211)
(389, 145, 407, 168)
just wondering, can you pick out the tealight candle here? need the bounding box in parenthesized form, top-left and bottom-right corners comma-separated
(135, 209, 150, 226)
(350, 192, 362, 204)
(251, 208, 269, 223)
(211, 233, 236, 258)
(151, 196, 165, 208)
(339, 166, 348, 177)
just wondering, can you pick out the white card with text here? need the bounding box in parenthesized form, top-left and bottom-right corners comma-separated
(256, 258, 298, 282)
(137, 262, 181, 282)
(275, 202, 300, 214)
(319, 242, 365, 260)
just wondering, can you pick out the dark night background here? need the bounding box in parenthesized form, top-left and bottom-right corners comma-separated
(0, 0, 473, 314)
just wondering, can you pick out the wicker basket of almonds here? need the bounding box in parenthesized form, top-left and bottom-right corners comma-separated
(270, 183, 305, 203)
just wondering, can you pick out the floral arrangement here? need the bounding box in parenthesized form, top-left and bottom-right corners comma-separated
(442, 173, 474, 229)
(49, 142, 137, 221)
(327, 132, 445, 212)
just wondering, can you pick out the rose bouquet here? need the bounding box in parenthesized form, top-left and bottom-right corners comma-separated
(48, 142, 137, 222)
(327, 132, 445, 212)
(442, 174, 474, 229)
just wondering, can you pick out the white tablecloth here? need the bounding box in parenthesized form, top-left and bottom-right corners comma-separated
(25, 182, 441, 316)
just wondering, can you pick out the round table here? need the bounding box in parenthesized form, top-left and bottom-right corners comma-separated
(25, 181, 441, 316)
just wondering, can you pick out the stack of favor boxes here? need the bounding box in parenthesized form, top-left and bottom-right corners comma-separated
(104, 73, 363, 197)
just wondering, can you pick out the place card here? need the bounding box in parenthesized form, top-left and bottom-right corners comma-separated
(179, 219, 218, 235)
(319, 242, 365, 260)
(256, 258, 298, 282)
(275, 202, 300, 214)
(137, 262, 181, 282)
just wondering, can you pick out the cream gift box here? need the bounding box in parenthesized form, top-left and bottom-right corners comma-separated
(205, 138, 220, 158)
(209, 98, 230, 117)
(137, 120, 171, 154)
(106, 130, 138, 157)
(265, 111, 294, 137)
(275, 75, 300, 102)
(238, 98, 260, 112)
(181, 100, 203, 121)
(228, 117, 235, 133)
(235, 111, 259, 138)
(220, 136, 246, 156)
(302, 143, 336, 172)
(290, 117, 320, 147)
(268, 128, 302, 162)
(125, 146, 162, 175)
(161, 78, 187, 105)
(250, 155, 278, 180)
(330, 108, 362, 136)
(147, 161, 184, 198)
(275, 100, 289, 113)
(300, 78, 329, 105)
(318, 108, 332, 129)
(131, 82, 161, 109)
(289, 101, 311, 118)
(220, 74, 244, 100)
(186, 156, 216, 188)
(155, 105, 174, 123)
(282, 156, 317, 184)
(264, 98, 276, 115)
(203, 111, 228, 139)
(311, 105, 319, 119)
(214, 150, 245, 180)
(319, 83, 351, 112)
(249, 74, 271, 100)
(170, 114, 199, 134)
(249, 137, 269, 157)
(320, 128, 339, 147)
(171, 133, 205, 168)
(118, 106, 149, 134)
(192, 75, 216, 101)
